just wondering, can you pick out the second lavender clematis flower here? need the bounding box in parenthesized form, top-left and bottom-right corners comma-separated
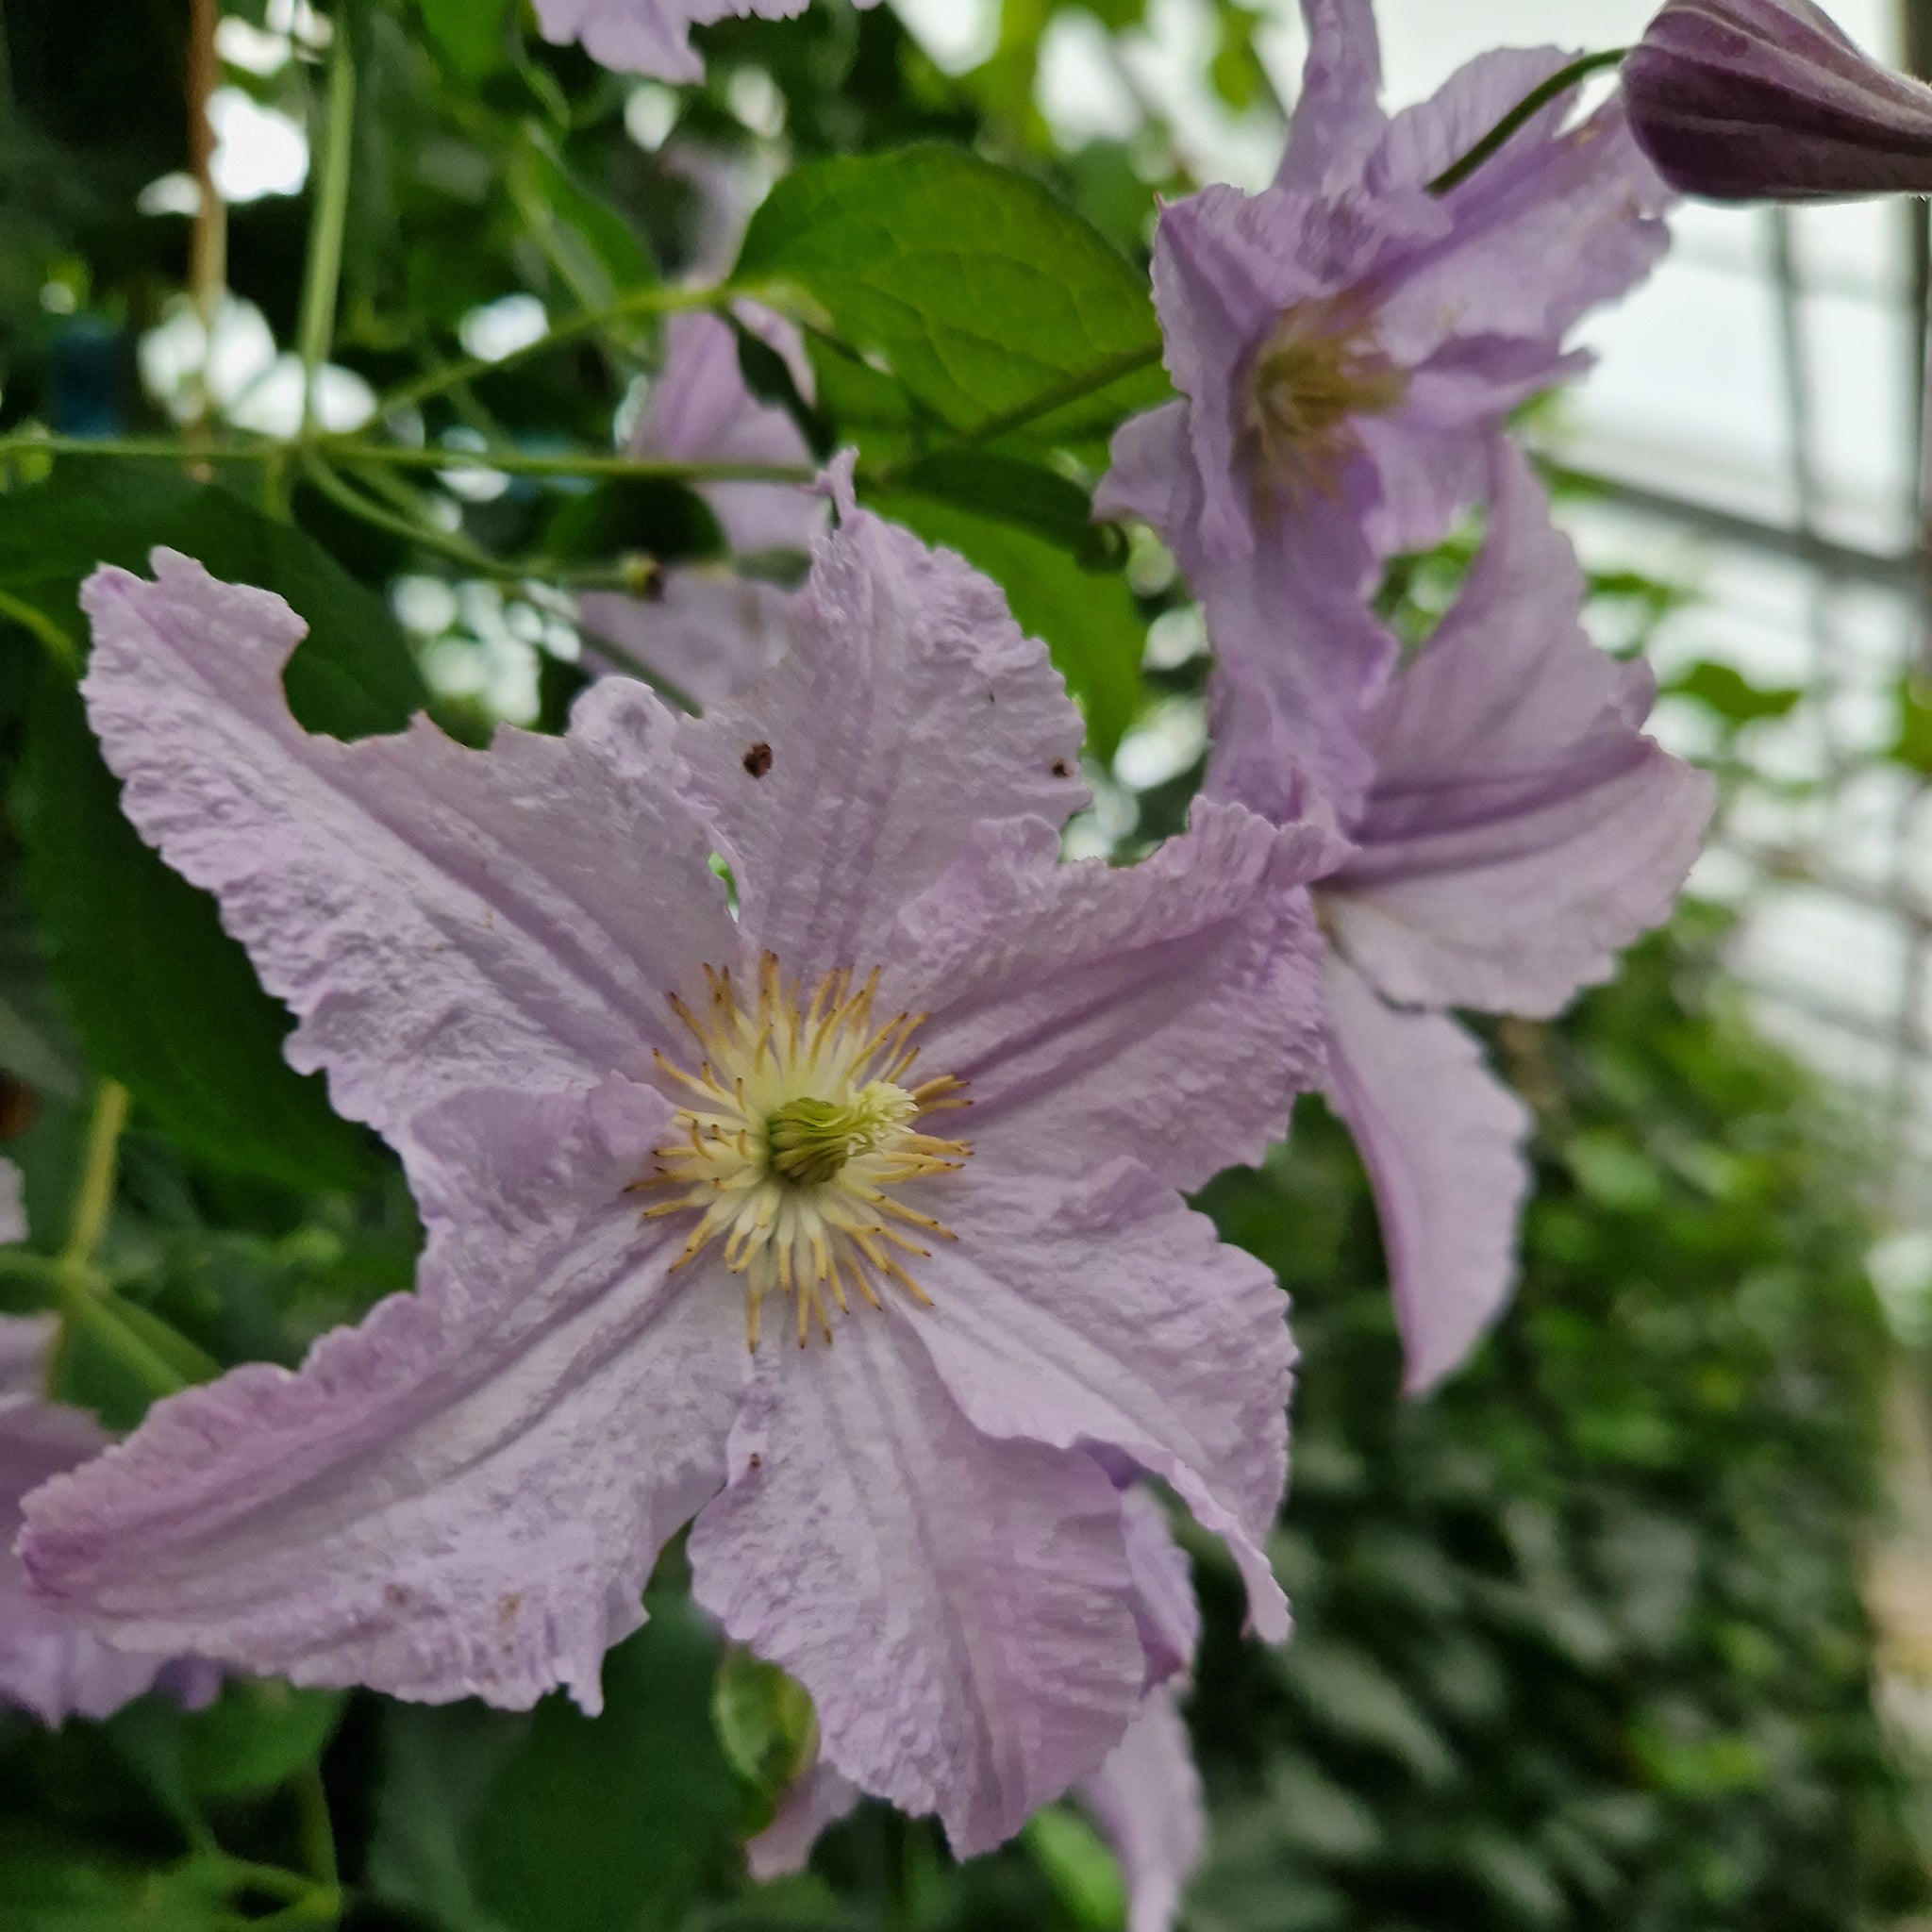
(1214, 441, 1714, 1391)
(22, 485, 1334, 1854)
(1100, 0, 1673, 576)
(578, 308, 822, 705)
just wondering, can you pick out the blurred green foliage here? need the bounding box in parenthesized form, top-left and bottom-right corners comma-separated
(1190, 909, 1922, 1932)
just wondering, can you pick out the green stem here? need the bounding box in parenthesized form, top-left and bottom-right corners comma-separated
(45, 1081, 205, 1401)
(958, 341, 1164, 449)
(293, 1764, 339, 1893)
(0, 434, 276, 465)
(0, 1250, 64, 1290)
(377, 281, 727, 417)
(1426, 49, 1629, 195)
(299, 452, 512, 575)
(98, 1288, 221, 1383)
(0, 587, 77, 672)
(63, 1078, 127, 1267)
(296, 5, 358, 435)
(0, 432, 810, 489)
(316, 440, 816, 484)
(56, 1284, 188, 1399)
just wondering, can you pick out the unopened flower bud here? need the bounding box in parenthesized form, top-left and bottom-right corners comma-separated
(1624, 0, 1932, 201)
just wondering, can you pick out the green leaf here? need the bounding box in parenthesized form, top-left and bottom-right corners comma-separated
(736, 146, 1167, 442)
(1209, 1, 1269, 110)
(367, 1704, 520, 1932)
(1666, 660, 1802, 728)
(107, 1681, 345, 1818)
(508, 125, 658, 313)
(416, 0, 509, 76)
(471, 1603, 741, 1932)
(0, 459, 427, 739)
(544, 478, 724, 567)
(871, 492, 1145, 761)
(1273, 1640, 1457, 1786)
(15, 672, 372, 1190)
(0, 461, 425, 1190)
(895, 449, 1124, 566)
(1024, 1807, 1126, 1931)
(1894, 678, 1932, 773)
(0, 1829, 231, 1932)
(180, 1680, 347, 1802)
(0, 875, 84, 1102)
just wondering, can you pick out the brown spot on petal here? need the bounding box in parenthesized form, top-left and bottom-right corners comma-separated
(498, 1592, 523, 1630)
(743, 741, 774, 777)
(384, 1584, 408, 1609)
(1051, 758, 1071, 779)
(747, 1452, 763, 1472)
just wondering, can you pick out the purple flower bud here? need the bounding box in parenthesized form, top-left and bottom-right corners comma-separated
(1624, 0, 1932, 201)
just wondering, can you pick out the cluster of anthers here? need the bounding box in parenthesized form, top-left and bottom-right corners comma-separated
(1242, 296, 1407, 507)
(637, 954, 972, 1348)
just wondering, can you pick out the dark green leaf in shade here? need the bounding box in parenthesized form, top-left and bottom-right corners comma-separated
(871, 491, 1145, 762)
(415, 0, 510, 78)
(894, 448, 1120, 562)
(1023, 1807, 1126, 1931)
(366, 1702, 521, 1932)
(472, 1603, 742, 1932)
(735, 145, 1167, 441)
(370, 1599, 743, 1932)
(543, 477, 724, 566)
(15, 667, 374, 1190)
(0, 1826, 232, 1932)
(0, 458, 426, 738)
(0, 462, 425, 1189)
(729, 311, 835, 461)
(106, 1680, 344, 1822)
(179, 1680, 346, 1803)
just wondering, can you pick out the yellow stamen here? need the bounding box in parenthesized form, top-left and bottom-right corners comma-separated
(640, 955, 968, 1349)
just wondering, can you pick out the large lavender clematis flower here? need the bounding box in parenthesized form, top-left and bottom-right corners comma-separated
(1099, 0, 1672, 573)
(1624, 0, 1932, 200)
(1213, 442, 1714, 1391)
(0, 1294, 214, 1724)
(532, 0, 873, 84)
(579, 309, 822, 705)
(25, 497, 1333, 1853)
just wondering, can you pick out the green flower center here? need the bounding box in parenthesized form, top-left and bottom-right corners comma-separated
(765, 1085, 916, 1187)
